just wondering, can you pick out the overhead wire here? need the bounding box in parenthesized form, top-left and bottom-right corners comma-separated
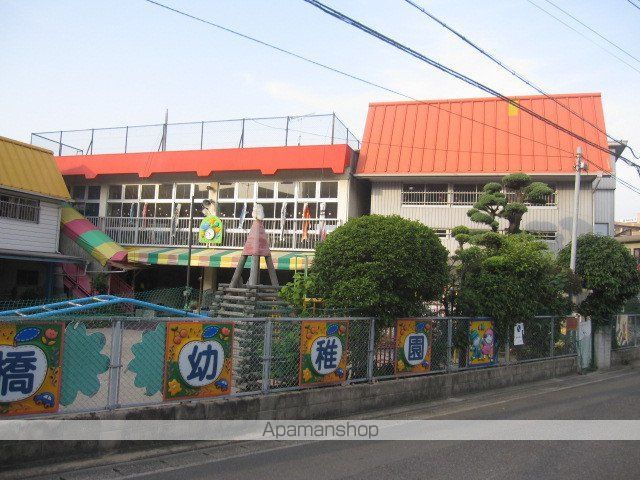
(524, 0, 640, 75)
(540, 0, 640, 64)
(627, 0, 640, 11)
(141, 0, 640, 195)
(402, 0, 640, 161)
(301, 0, 640, 179)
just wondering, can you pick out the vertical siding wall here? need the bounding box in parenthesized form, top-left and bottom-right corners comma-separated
(0, 201, 61, 253)
(370, 180, 597, 252)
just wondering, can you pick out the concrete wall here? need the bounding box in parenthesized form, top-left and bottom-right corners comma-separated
(0, 356, 577, 467)
(0, 200, 61, 253)
(611, 345, 640, 366)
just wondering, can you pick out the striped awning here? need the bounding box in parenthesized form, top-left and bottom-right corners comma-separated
(127, 247, 313, 270)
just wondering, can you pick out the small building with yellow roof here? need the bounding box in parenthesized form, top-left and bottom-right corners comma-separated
(0, 136, 83, 299)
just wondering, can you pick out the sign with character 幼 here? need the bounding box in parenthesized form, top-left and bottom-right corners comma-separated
(0, 322, 64, 416)
(395, 319, 433, 375)
(299, 320, 349, 387)
(163, 322, 233, 401)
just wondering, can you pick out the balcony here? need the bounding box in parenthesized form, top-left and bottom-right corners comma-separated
(87, 216, 341, 251)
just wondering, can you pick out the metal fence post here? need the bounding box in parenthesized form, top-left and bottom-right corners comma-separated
(262, 319, 273, 394)
(635, 315, 638, 347)
(505, 327, 510, 365)
(366, 318, 376, 381)
(285, 116, 290, 146)
(550, 317, 555, 358)
(200, 121, 204, 150)
(106, 320, 124, 410)
(446, 317, 452, 372)
(58, 131, 63, 156)
(124, 126, 129, 153)
(330, 113, 335, 145)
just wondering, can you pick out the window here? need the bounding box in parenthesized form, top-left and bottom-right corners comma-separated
(530, 231, 557, 241)
(175, 184, 191, 199)
(72, 185, 86, 199)
(218, 203, 235, 218)
(0, 194, 40, 223)
(87, 186, 101, 200)
(194, 184, 210, 199)
(141, 185, 155, 199)
(300, 182, 316, 198)
(158, 184, 173, 199)
(433, 229, 447, 238)
(108, 185, 122, 200)
(107, 203, 122, 217)
(324, 202, 338, 218)
(320, 181, 338, 198)
(124, 185, 139, 200)
(594, 223, 609, 236)
(72, 185, 101, 216)
(633, 248, 640, 260)
(218, 183, 235, 199)
(237, 182, 254, 199)
(258, 182, 275, 199)
(401, 184, 448, 205)
(278, 182, 295, 198)
(505, 185, 556, 206)
(122, 203, 137, 217)
(452, 184, 481, 205)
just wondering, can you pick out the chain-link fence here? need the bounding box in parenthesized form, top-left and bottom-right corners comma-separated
(612, 314, 639, 350)
(31, 114, 360, 155)
(0, 316, 576, 417)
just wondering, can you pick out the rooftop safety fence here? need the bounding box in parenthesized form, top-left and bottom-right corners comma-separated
(30, 113, 360, 156)
(0, 315, 576, 417)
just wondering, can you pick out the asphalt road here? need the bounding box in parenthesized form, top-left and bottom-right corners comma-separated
(11, 366, 640, 480)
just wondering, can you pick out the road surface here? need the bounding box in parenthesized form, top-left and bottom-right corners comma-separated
(9, 365, 640, 480)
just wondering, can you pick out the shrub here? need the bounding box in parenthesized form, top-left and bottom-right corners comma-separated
(310, 215, 449, 324)
(558, 234, 640, 325)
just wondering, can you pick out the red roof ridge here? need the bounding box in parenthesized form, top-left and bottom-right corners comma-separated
(368, 92, 603, 107)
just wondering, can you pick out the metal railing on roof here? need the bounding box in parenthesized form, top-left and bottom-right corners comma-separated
(31, 113, 360, 156)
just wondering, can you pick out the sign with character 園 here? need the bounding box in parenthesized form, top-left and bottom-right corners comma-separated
(395, 319, 433, 375)
(0, 322, 64, 416)
(198, 215, 223, 244)
(468, 320, 497, 366)
(163, 322, 233, 401)
(299, 320, 349, 387)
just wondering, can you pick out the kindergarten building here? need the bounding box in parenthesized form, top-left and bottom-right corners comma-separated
(355, 93, 622, 252)
(34, 114, 368, 293)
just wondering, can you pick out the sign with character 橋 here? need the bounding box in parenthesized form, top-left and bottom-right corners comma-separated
(163, 322, 233, 400)
(468, 320, 497, 366)
(299, 320, 349, 387)
(395, 319, 433, 375)
(0, 322, 64, 415)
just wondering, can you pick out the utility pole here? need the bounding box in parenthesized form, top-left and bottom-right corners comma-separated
(159, 109, 168, 152)
(570, 147, 586, 272)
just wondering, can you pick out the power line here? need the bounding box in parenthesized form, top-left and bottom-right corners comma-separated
(302, 0, 640, 177)
(141, 0, 593, 166)
(402, 0, 640, 162)
(627, 0, 640, 12)
(524, 0, 640, 75)
(142, 0, 640, 193)
(541, 0, 640, 64)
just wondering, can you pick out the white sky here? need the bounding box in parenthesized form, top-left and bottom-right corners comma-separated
(1, 0, 639, 219)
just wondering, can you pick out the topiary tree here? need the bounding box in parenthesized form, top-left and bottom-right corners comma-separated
(456, 233, 571, 337)
(467, 173, 554, 234)
(558, 234, 640, 325)
(310, 215, 449, 324)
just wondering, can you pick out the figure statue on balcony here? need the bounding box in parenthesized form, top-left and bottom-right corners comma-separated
(229, 203, 279, 287)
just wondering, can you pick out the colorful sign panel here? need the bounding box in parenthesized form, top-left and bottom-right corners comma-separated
(198, 215, 223, 244)
(299, 320, 348, 387)
(163, 322, 233, 400)
(0, 322, 64, 416)
(395, 319, 433, 375)
(468, 320, 496, 367)
(616, 314, 631, 348)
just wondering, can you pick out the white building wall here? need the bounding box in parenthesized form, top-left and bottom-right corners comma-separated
(0, 200, 61, 253)
(370, 180, 598, 253)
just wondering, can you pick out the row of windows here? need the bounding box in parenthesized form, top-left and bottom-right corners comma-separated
(435, 228, 557, 241)
(0, 194, 40, 223)
(107, 183, 210, 201)
(218, 181, 338, 200)
(401, 184, 557, 206)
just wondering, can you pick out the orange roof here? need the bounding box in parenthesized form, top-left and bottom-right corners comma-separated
(356, 93, 612, 176)
(57, 144, 353, 179)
